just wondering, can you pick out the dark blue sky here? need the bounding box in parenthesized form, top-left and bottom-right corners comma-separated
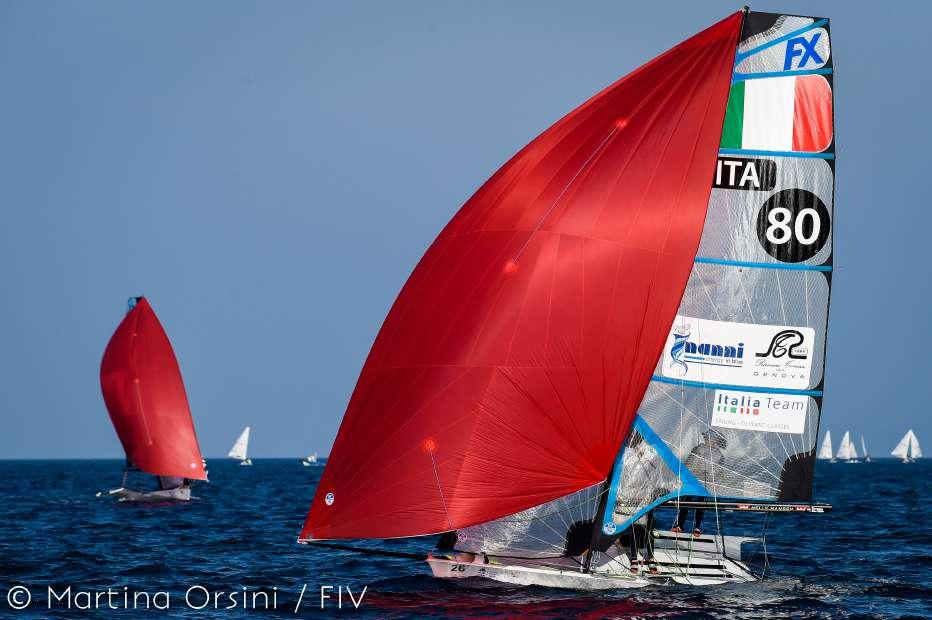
(1, 1, 927, 458)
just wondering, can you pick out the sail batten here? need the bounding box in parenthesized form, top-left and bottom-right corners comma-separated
(301, 11, 745, 542)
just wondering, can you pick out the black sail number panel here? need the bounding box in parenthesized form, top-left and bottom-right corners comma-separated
(756, 188, 831, 263)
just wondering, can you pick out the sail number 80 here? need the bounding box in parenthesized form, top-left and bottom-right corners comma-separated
(756, 189, 830, 263)
(765, 206, 821, 245)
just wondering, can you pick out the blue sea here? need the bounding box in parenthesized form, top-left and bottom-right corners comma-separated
(0, 459, 928, 619)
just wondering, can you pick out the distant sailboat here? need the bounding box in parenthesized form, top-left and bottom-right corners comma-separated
(302, 452, 319, 467)
(817, 431, 835, 462)
(835, 431, 859, 463)
(891, 429, 922, 463)
(229, 426, 252, 466)
(99, 297, 207, 502)
(860, 434, 871, 463)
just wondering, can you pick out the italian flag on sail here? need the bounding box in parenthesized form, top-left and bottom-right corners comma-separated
(721, 74, 833, 152)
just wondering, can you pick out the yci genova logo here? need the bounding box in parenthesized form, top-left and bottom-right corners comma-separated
(756, 329, 808, 360)
(663, 316, 815, 390)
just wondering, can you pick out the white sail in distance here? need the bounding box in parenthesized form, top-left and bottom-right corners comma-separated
(228, 426, 250, 461)
(860, 435, 870, 461)
(835, 431, 857, 461)
(817, 431, 833, 460)
(893, 430, 922, 460)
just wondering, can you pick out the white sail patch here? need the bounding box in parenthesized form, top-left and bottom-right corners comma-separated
(662, 315, 815, 389)
(711, 389, 807, 434)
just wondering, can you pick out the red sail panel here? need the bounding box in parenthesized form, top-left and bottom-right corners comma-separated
(100, 297, 207, 480)
(301, 11, 743, 541)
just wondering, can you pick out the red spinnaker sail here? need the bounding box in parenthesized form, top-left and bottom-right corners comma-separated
(302, 11, 743, 541)
(100, 297, 207, 480)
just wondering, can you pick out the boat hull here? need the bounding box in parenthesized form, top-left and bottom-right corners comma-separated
(427, 530, 757, 589)
(106, 486, 192, 503)
(426, 553, 649, 590)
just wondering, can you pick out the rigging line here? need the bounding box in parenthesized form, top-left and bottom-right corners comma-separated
(775, 267, 788, 325)
(426, 446, 453, 531)
(510, 125, 619, 264)
(774, 431, 795, 469)
(707, 433, 725, 573)
(805, 269, 811, 332)
(737, 269, 757, 324)
(700, 274, 724, 321)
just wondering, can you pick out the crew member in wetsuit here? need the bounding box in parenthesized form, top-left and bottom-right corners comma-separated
(627, 509, 657, 574)
(671, 430, 727, 537)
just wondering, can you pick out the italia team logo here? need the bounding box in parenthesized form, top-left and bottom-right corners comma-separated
(711, 389, 808, 435)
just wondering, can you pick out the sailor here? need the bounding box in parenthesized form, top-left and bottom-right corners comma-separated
(671, 430, 728, 537)
(627, 509, 658, 575)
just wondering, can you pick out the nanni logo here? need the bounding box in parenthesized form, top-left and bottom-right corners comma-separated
(668, 322, 744, 376)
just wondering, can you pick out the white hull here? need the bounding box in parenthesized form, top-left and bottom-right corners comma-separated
(105, 486, 192, 503)
(239, 459, 252, 466)
(426, 553, 649, 590)
(427, 530, 757, 589)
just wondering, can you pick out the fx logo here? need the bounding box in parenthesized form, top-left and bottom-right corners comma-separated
(784, 32, 824, 70)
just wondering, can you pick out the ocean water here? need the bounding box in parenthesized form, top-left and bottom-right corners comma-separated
(0, 459, 928, 619)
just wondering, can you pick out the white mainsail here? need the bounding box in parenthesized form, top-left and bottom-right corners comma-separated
(817, 431, 833, 460)
(859, 435, 870, 462)
(893, 429, 922, 460)
(835, 431, 857, 461)
(909, 431, 923, 458)
(228, 426, 250, 461)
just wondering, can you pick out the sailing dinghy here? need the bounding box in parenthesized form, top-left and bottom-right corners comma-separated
(892, 430, 921, 463)
(300, 8, 835, 589)
(100, 297, 207, 502)
(229, 426, 252, 466)
(836, 431, 858, 463)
